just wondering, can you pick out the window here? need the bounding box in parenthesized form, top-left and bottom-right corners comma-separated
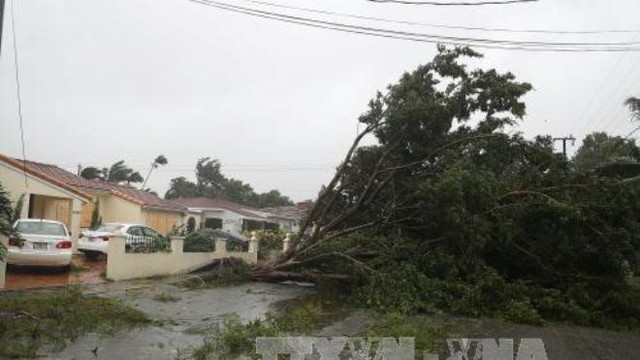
(93, 224, 124, 233)
(16, 221, 67, 236)
(204, 218, 223, 229)
(126, 227, 144, 236)
(142, 227, 161, 238)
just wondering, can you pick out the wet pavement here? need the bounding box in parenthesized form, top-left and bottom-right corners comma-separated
(4, 255, 105, 290)
(54, 281, 315, 359)
(5, 269, 640, 360)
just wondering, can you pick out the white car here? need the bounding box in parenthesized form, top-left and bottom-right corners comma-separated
(77, 223, 167, 260)
(6, 219, 73, 270)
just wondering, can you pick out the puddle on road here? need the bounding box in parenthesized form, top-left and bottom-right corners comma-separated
(4, 255, 105, 290)
(55, 282, 315, 360)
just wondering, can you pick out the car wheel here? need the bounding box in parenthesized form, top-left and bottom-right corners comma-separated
(60, 264, 71, 273)
(85, 251, 101, 261)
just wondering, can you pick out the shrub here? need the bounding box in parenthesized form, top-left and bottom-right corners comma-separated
(183, 229, 218, 253)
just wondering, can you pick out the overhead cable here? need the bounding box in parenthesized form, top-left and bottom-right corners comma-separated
(366, 0, 538, 6)
(189, 0, 640, 52)
(235, 0, 640, 35)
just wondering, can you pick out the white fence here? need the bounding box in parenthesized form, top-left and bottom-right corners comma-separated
(106, 235, 258, 281)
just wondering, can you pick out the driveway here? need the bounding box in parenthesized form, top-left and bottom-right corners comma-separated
(4, 254, 105, 290)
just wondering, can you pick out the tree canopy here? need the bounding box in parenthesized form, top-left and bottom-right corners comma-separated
(165, 157, 293, 208)
(572, 132, 640, 172)
(80, 160, 144, 185)
(253, 46, 640, 329)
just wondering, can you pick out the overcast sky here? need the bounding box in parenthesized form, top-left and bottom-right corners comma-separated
(1, 0, 639, 202)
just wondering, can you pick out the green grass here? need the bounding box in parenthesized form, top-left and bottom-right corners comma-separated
(0, 287, 150, 358)
(363, 314, 448, 354)
(186, 299, 326, 359)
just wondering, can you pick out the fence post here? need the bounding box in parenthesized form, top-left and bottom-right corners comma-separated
(215, 238, 227, 254)
(249, 231, 259, 253)
(282, 232, 292, 252)
(106, 234, 127, 281)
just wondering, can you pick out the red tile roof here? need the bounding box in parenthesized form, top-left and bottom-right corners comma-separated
(169, 197, 268, 219)
(0, 154, 92, 200)
(15, 158, 184, 213)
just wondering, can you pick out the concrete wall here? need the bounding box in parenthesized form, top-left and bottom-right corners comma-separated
(106, 235, 258, 281)
(100, 194, 142, 224)
(0, 161, 86, 240)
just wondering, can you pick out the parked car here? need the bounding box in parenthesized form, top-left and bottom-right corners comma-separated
(77, 223, 169, 259)
(6, 219, 73, 270)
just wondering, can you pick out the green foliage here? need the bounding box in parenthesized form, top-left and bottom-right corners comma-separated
(189, 302, 323, 359)
(0, 184, 24, 260)
(270, 302, 323, 333)
(0, 287, 149, 358)
(126, 235, 171, 254)
(299, 47, 640, 330)
(180, 258, 252, 289)
(90, 198, 101, 229)
(364, 313, 446, 353)
(573, 132, 640, 172)
(164, 157, 293, 208)
(254, 230, 285, 260)
(183, 229, 218, 252)
(80, 160, 144, 185)
(502, 300, 544, 326)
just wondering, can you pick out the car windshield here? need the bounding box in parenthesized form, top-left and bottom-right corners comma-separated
(91, 224, 125, 232)
(16, 222, 67, 236)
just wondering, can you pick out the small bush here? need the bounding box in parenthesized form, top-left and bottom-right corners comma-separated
(183, 229, 218, 253)
(181, 258, 252, 288)
(502, 300, 544, 326)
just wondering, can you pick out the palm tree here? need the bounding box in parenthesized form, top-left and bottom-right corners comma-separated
(626, 96, 640, 120)
(141, 155, 168, 189)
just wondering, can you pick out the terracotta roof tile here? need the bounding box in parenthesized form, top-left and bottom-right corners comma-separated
(14, 158, 184, 213)
(0, 154, 92, 200)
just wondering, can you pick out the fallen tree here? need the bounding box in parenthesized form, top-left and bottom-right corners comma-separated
(250, 46, 640, 328)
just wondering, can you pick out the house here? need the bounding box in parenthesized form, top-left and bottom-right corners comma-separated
(169, 197, 280, 234)
(252, 204, 309, 233)
(2, 156, 186, 235)
(0, 154, 92, 240)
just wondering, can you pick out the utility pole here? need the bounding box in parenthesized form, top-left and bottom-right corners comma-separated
(553, 135, 576, 156)
(0, 0, 5, 57)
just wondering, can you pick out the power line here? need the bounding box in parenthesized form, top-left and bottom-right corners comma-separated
(188, 0, 640, 52)
(236, 0, 640, 35)
(11, 0, 27, 188)
(366, 0, 538, 5)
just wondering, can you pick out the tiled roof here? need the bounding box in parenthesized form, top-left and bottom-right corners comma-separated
(169, 197, 269, 219)
(16, 158, 184, 213)
(0, 154, 92, 200)
(259, 205, 305, 220)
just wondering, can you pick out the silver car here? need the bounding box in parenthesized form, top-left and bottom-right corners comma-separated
(6, 219, 73, 270)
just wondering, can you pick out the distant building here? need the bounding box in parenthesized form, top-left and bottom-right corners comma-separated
(169, 197, 278, 234)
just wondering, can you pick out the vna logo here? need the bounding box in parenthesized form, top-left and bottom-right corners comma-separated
(255, 337, 548, 360)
